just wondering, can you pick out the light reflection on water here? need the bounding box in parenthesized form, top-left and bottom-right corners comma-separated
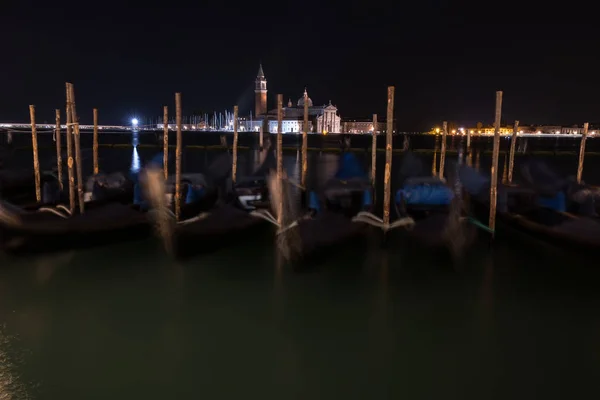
(0, 326, 32, 400)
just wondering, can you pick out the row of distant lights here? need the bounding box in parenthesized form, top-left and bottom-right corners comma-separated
(433, 127, 596, 135)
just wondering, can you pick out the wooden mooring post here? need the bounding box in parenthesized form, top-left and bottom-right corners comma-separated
(489, 90, 503, 237)
(302, 90, 308, 188)
(577, 122, 589, 184)
(55, 109, 63, 191)
(259, 124, 264, 149)
(371, 114, 377, 186)
(163, 106, 169, 180)
(175, 93, 182, 221)
(65, 83, 75, 212)
(507, 120, 519, 183)
(276, 94, 283, 225)
(466, 127, 472, 156)
(93, 108, 99, 174)
(232, 105, 239, 183)
(383, 86, 394, 228)
(68, 83, 85, 213)
(439, 121, 448, 179)
(29, 105, 41, 202)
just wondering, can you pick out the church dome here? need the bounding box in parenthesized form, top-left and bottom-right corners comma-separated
(297, 88, 313, 108)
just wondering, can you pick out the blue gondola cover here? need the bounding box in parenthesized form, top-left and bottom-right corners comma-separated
(308, 191, 321, 213)
(185, 185, 205, 204)
(396, 183, 454, 206)
(537, 191, 566, 212)
(363, 189, 373, 208)
(335, 153, 367, 180)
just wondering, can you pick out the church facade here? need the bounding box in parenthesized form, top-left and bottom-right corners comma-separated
(251, 64, 341, 134)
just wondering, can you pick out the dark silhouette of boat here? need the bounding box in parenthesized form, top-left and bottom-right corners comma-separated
(143, 149, 275, 259)
(461, 161, 600, 256)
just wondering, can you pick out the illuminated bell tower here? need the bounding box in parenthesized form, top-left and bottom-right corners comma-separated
(255, 63, 267, 116)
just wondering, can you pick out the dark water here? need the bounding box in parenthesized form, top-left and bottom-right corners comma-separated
(2, 131, 600, 399)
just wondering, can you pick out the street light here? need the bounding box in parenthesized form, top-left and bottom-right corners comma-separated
(131, 118, 139, 127)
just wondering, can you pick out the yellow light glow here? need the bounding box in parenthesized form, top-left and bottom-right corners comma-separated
(469, 130, 474, 134)
(435, 128, 440, 134)
(323, 130, 328, 135)
(451, 130, 456, 134)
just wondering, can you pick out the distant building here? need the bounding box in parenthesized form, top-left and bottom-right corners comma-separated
(248, 64, 341, 134)
(255, 64, 267, 117)
(342, 120, 385, 134)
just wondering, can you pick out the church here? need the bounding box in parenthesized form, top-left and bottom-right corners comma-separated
(249, 64, 341, 134)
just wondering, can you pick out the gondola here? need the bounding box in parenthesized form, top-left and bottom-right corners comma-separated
(0, 169, 59, 205)
(460, 163, 600, 256)
(143, 149, 275, 259)
(390, 153, 473, 255)
(0, 154, 227, 255)
(283, 152, 374, 264)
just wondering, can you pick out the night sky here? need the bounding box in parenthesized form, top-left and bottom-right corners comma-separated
(2, 1, 597, 130)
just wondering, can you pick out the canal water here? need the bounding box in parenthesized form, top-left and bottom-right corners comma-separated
(1, 131, 600, 399)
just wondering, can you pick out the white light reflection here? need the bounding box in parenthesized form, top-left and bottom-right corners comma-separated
(130, 146, 141, 173)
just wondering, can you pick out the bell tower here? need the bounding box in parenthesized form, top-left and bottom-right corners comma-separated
(255, 64, 267, 116)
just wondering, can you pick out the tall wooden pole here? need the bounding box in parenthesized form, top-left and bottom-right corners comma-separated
(175, 93, 182, 221)
(93, 108, 99, 174)
(68, 83, 85, 213)
(232, 105, 239, 183)
(277, 94, 283, 225)
(55, 109, 63, 191)
(507, 120, 519, 183)
(383, 86, 394, 228)
(466, 128, 472, 155)
(577, 122, 589, 184)
(439, 121, 448, 179)
(65, 83, 75, 212)
(302, 91, 308, 187)
(371, 114, 377, 185)
(259, 124, 264, 149)
(489, 91, 503, 237)
(29, 105, 41, 202)
(163, 106, 169, 180)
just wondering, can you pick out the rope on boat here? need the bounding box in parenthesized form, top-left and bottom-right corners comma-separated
(462, 216, 494, 234)
(285, 178, 305, 191)
(177, 212, 211, 225)
(37, 207, 70, 218)
(352, 211, 415, 232)
(249, 208, 300, 235)
(55, 204, 72, 215)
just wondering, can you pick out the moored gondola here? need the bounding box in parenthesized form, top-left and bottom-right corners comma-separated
(461, 163, 600, 256)
(142, 150, 275, 259)
(389, 153, 475, 256)
(0, 153, 231, 255)
(281, 152, 375, 265)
